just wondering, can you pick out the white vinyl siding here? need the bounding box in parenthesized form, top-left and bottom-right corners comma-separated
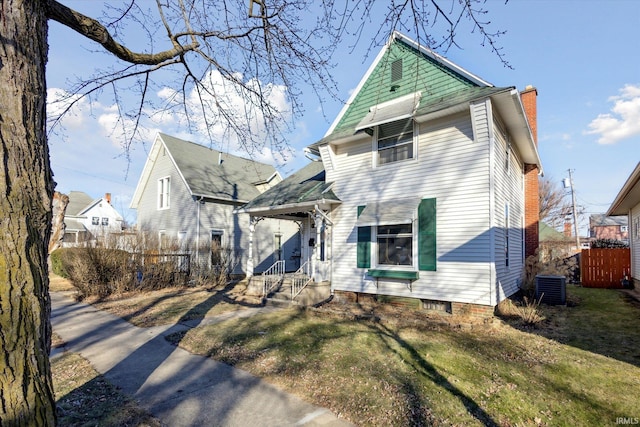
(136, 141, 299, 275)
(492, 114, 525, 304)
(631, 204, 640, 281)
(328, 109, 495, 305)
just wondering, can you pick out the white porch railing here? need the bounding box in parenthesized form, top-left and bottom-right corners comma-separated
(291, 260, 313, 300)
(262, 260, 285, 297)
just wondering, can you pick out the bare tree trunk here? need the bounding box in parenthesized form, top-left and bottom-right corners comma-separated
(0, 0, 56, 424)
(49, 192, 69, 256)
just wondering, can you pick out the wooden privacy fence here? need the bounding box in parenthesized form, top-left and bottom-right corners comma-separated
(581, 248, 630, 288)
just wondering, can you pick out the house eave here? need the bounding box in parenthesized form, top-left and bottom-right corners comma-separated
(192, 193, 249, 205)
(607, 162, 640, 216)
(491, 89, 543, 172)
(236, 199, 340, 216)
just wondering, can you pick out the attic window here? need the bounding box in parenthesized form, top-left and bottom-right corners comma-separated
(391, 59, 403, 82)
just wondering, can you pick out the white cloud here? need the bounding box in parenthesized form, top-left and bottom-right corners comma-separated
(154, 69, 293, 164)
(47, 88, 88, 129)
(586, 84, 640, 144)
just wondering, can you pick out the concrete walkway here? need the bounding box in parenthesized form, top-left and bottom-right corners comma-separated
(50, 292, 353, 427)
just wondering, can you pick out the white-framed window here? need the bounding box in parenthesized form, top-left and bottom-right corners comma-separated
(505, 202, 510, 267)
(376, 118, 414, 166)
(357, 198, 436, 272)
(634, 217, 640, 239)
(91, 216, 99, 225)
(211, 230, 224, 266)
(158, 230, 168, 250)
(376, 223, 413, 266)
(101, 217, 109, 226)
(177, 231, 187, 248)
(158, 176, 170, 209)
(621, 225, 628, 233)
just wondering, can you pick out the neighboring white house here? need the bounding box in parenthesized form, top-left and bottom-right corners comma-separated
(129, 133, 300, 275)
(239, 32, 542, 313)
(62, 191, 124, 246)
(607, 161, 640, 283)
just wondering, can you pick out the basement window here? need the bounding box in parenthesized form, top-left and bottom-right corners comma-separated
(422, 299, 452, 314)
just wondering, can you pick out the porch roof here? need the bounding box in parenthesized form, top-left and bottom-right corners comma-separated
(238, 161, 340, 215)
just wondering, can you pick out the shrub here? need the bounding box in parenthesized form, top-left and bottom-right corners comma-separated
(62, 247, 132, 298)
(53, 229, 240, 298)
(496, 295, 545, 326)
(590, 238, 628, 248)
(50, 249, 69, 278)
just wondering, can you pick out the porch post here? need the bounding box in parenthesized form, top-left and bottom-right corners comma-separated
(314, 212, 323, 281)
(247, 217, 256, 277)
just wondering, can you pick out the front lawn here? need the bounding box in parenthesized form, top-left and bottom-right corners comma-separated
(166, 286, 640, 426)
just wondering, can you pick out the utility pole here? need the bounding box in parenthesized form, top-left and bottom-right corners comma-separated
(567, 169, 581, 250)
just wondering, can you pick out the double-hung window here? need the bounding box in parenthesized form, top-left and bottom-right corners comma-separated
(377, 118, 414, 165)
(158, 177, 170, 209)
(377, 224, 413, 266)
(356, 198, 436, 273)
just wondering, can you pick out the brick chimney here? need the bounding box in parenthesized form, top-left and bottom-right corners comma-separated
(564, 222, 572, 237)
(521, 86, 539, 258)
(105, 193, 111, 204)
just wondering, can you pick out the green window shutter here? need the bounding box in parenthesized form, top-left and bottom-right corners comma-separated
(357, 205, 371, 268)
(418, 198, 436, 271)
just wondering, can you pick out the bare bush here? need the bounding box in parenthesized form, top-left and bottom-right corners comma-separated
(55, 229, 241, 298)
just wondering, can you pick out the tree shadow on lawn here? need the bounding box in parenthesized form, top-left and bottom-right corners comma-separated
(100, 280, 262, 327)
(503, 287, 640, 368)
(54, 355, 159, 427)
(176, 307, 500, 426)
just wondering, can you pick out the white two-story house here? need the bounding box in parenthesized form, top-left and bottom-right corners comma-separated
(239, 32, 542, 313)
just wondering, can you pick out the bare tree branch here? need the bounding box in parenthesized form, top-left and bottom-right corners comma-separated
(47, 0, 199, 65)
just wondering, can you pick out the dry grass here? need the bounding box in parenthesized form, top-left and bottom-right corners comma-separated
(50, 273, 260, 328)
(166, 286, 640, 426)
(50, 274, 640, 426)
(49, 273, 76, 292)
(52, 340, 159, 426)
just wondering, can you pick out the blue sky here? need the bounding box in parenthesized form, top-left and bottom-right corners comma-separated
(46, 0, 640, 234)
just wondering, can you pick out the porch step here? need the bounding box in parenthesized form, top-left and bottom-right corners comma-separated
(264, 280, 331, 307)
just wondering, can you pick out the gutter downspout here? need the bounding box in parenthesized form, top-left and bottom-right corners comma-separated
(195, 196, 204, 264)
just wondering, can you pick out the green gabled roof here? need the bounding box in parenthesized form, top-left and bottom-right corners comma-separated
(240, 161, 339, 212)
(159, 133, 277, 203)
(326, 33, 493, 142)
(311, 85, 510, 148)
(539, 222, 573, 242)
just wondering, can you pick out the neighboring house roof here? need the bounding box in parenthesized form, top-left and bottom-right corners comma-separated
(590, 214, 628, 227)
(239, 161, 340, 214)
(539, 222, 573, 242)
(308, 31, 541, 170)
(607, 162, 640, 216)
(63, 191, 123, 231)
(66, 191, 94, 216)
(130, 133, 279, 208)
(64, 218, 86, 233)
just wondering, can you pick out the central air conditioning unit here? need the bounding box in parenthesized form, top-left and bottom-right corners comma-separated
(535, 275, 566, 305)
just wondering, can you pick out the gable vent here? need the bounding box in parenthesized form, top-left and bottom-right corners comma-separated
(535, 275, 566, 305)
(391, 59, 403, 82)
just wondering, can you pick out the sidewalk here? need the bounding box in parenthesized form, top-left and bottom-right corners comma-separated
(50, 292, 353, 427)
